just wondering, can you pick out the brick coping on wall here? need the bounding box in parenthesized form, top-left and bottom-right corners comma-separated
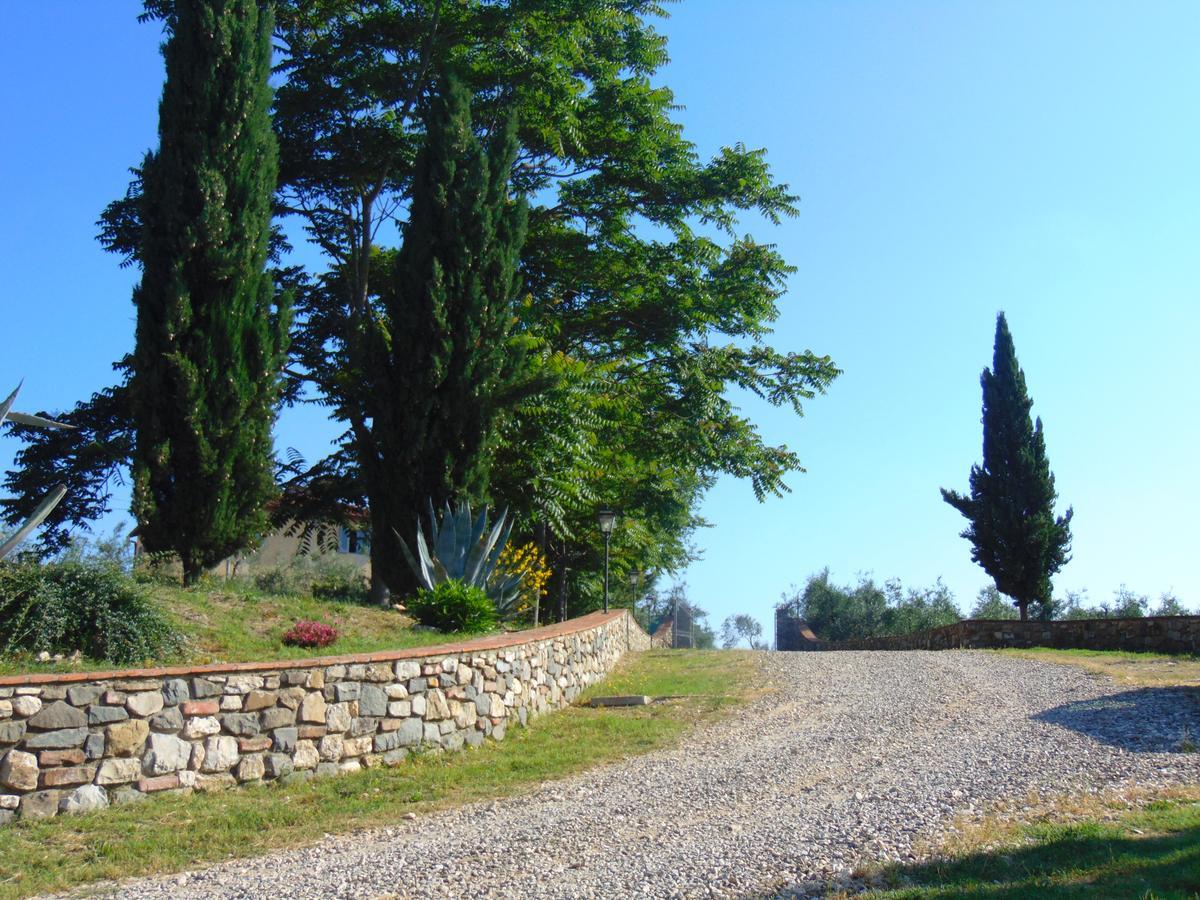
(0, 609, 629, 687)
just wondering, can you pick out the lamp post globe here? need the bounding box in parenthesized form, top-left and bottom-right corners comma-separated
(596, 509, 618, 612)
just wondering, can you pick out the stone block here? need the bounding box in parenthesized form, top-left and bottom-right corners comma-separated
(84, 733, 105, 760)
(60, 784, 109, 814)
(0, 700, 10, 719)
(293, 740, 319, 770)
(181, 700, 219, 717)
(224, 675, 263, 695)
(0, 721, 24, 744)
(87, 705, 129, 725)
(423, 723, 441, 744)
(272, 727, 298, 753)
(1, 750, 39, 791)
(162, 679, 190, 706)
(394, 660, 420, 680)
(144, 733, 192, 774)
(41, 765, 97, 788)
(330, 682, 360, 702)
(261, 707, 295, 730)
(411, 695, 427, 717)
(277, 687, 306, 710)
(20, 790, 61, 819)
(297, 725, 327, 740)
(191, 678, 222, 699)
(237, 736, 272, 753)
(66, 685, 104, 707)
(106, 719, 150, 756)
(0, 794, 19, 809)
(220, 696, 244, 711)
(200, 736, 238, 773)
(349, 717, 378, 737)
(408, 677, 427, 694)
(181, 716, 221, 740)
(24, 728, 88, 750)
(382, 748, 409, 766)
(27, 700, 86, 730)
(388, 701, 412, 718)
(12, 696, 42, 717)
(385, 684, 408, 700)
(243, 690, 277, 712)
(318, 735, 343, 761)
(126, 691, 164, 718)
(220, 713, 261, 737)
(264, 753, 294, 779)
(151, 706, 184, 732)
(443, 732, 465, 752)
(306, 669, 324, 689)
(337, 759, 361, 775)
(235, 754, 265, 782)
(110, 787, 146, 806)
(38, 748, 84, 767)
(424, 689, 450, 721)
(113, 679, 159, 692)
(325, 702, 351, 733)
(342, 736, 373, 758)
(314, 762, 338, 778)
(195, 773, 236, 792)
(95, 758, 142, 785)
(359, 684, 387, 717)
(102, 690, 126, 705)
(137, 774, 181, 793)
(375, 718, 422, 752)
(299, 692, 326, 724)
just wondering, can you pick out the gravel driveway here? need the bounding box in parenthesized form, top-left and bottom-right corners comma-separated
(77, 651, 1199, 899)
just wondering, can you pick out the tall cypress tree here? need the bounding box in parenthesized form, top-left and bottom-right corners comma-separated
(942, 313, 1073, 620)
(131, 0, 290, 584)
(363, 74, 529, 597)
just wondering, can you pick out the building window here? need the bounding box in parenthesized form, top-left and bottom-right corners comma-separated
(338, 528, 370, 555)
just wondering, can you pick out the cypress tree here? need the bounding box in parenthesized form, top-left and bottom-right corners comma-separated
(131, 0, 290, 584)
(364, 74, 529, 597)
(942, 313, 1073, 620)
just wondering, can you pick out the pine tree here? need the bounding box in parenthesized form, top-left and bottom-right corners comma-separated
(131, 0, 290, 584)
(363, 74, 529, 597)
(942, 313, 1073, 620)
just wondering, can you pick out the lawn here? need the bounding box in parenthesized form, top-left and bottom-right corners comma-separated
(0, 649, 756, 898)
(992, 647, 1200, 688)
(0, 580, 474, 676)
(864, 788, 1200, 899)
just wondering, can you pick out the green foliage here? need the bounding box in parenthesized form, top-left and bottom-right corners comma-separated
(365, 76, 530, 595)
(250, 555, 368, 604)
(970, 585, 1019, 619)
(130, 0, 290, 583)
(397, 501, 519, 608)
(0, 560, 181, 664)
(779, 570, 963, 641)
(719, 614, 766, 650)
(942, 313, 1073, 619)
(642, 582, 717, 649)
(407, 580, 497, 634)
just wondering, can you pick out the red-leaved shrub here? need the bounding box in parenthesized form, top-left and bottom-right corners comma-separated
(281, 620, 338, 649)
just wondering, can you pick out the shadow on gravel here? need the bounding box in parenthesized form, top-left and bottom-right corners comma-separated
(1033, 686, 1200, 753)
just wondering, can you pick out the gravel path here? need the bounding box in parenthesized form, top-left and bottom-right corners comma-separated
(77, 651, 1199, 899)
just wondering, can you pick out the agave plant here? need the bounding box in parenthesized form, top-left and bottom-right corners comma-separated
(397, 500, 523, 614)
(0, 382, 73, 560)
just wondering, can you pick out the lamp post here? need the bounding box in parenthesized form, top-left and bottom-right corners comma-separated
(628, 569, 642, 627)
(596, 508, 618, 612)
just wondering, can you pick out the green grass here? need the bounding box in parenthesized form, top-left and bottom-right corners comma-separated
(0, 580, 474, 676)
(866, 790, 1200, 899)
(0, 649, 756, 898)
(991, 647, 1200, 688)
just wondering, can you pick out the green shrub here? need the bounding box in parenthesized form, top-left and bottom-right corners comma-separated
(0, 560, 182, 664)
(251, 557, 368, 604)
(407, 581, 497, 633)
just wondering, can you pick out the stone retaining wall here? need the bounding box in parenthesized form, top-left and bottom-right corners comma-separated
(776, 613, 1200, 654)
(0, 609, 645, 824)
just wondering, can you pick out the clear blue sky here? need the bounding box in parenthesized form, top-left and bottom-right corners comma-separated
(3, 2, 1198, 632)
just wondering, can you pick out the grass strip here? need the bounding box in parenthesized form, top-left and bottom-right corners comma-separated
(990, 647, 1200, 688)
(863, 788, 1200, 899)
(0, 648, 757, 898)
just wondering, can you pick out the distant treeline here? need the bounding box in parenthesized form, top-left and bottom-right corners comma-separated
(778, 570, 1192, 642)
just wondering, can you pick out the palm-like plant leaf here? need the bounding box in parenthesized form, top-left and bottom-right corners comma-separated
(0, 484, 67, 560)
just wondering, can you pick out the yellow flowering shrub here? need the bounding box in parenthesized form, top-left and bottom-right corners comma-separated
(495, 541, 552, 618)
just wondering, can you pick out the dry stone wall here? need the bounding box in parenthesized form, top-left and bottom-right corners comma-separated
(776, 613, 1200, 654)
(0, 610, 645, 825)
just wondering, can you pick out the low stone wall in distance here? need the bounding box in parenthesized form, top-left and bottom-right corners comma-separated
(0, 609, 646, 825)
(776, 614, 1200, 655)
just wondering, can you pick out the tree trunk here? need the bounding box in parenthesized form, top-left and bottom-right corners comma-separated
(1018, 601, 1029, 621)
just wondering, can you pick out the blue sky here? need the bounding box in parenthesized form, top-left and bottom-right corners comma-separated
(3, 2, 1198, 631)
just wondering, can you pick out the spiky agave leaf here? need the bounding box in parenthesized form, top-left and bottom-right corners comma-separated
(465, 508, 509, 587)
(0, 485, 67, 560)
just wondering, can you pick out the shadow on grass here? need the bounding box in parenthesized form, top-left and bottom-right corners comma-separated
(875, 810, 1200, 898)
(1032, 687, 1200, 753)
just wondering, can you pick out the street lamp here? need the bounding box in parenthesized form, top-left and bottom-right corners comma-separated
(596, 508, 618, 612)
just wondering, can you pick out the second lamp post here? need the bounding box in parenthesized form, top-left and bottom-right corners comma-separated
(596, 508, 618, 612)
